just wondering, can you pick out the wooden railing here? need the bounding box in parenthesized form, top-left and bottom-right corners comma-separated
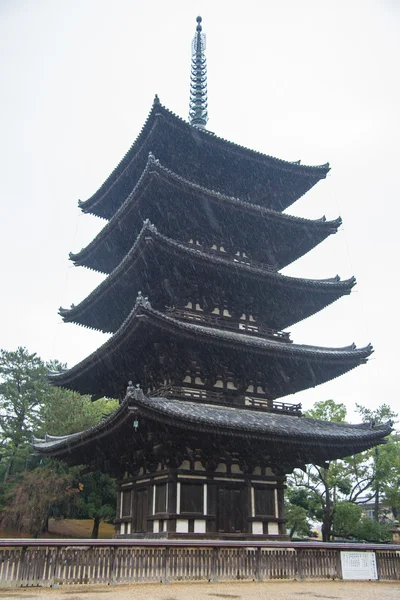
(165, 307, 291, 342)
(247, 397, 302, 414)
(154, 385, 302, 415)
(0, 540, 398, 586)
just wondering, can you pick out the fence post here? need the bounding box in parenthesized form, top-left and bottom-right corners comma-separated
(336, 549, 343, 580)
(296, 549, 304, 581)
(50, 547, 60, 588)
(210, 547, 218, 582)
(162, 547, 169, 584)
(255, 547, 263, 582)
(109, 547, 117, 586)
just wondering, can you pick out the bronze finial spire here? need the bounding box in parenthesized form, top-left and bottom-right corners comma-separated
(189, 16, 208, 128)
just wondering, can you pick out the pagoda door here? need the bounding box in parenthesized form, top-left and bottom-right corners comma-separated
(217, 487, 245, 533)
(135, 488, 149, 533)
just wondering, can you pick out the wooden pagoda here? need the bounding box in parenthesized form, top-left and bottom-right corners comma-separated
(34, 17, 391, 540)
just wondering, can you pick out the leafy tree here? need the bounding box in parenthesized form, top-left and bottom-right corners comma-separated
(74, 471, 116, 538)
(1, 462, 80, 537)
(355, 403, 398, 521)
(331, 502, 363, 538)
(0, 348, 48, 481)
(307, 399, 347, 423)
(0, 347, 120, 538)
(356, 515, 391, 543)
(289, 400, 349, 541)
(39, 387, 118, 437)
(284, 500, 310, 539)
(332, 502, 391, 542)
(288, 399, 397, 541)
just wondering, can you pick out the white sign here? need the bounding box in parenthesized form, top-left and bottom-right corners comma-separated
(340, 551, 378, 580)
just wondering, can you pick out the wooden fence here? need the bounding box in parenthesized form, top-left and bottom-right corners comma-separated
(0, 540, 398, 587)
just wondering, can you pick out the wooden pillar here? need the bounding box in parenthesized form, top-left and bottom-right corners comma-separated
(277, 481, 286, 535)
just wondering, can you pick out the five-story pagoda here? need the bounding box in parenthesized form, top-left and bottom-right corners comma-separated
(34, 17, 391, 539)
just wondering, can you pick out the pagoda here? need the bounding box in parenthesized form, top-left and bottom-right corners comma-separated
(34, 17, 391, 540)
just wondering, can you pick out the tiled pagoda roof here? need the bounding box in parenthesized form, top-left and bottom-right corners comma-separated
(70, 155, 341, 274)
(50, 300, 372, 400)
(77, 97, 329, 219)
(33, 388, 392, 464)
(61, 221, 355, 333)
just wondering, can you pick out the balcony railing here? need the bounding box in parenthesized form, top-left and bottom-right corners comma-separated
(154, 385, 302, 415)
(166, 307, 291, 343)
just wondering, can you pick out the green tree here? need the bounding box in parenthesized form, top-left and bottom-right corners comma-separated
(0, 347, 120, 538)
(355, 403, 398, 521)
(284, 500, 310, 539)
(290, 400, 348, 541)
(74, 471, 116, 538)
(332, 502, 391, 542)
(288, 399, 397, 541)
(0, 348, 48, 481)
(39, 387, 118, 437)
(1, 462, 80, 537)
(331, 501, 363, 539)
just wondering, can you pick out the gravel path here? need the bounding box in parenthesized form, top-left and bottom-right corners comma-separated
(0, 581, 399, 600)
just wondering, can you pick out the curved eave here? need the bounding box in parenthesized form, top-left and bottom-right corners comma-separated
(32, 395, 133, 458)
(78, 98, 330, 219)
(70, 156, 340, 273)
(49, 302, 373, 397)
(33, 390, 392, 462)
(61, 224, 355, 332)
(132, 395, 391, 453)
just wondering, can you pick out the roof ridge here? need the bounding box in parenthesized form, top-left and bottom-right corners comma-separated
(158, 101, 329, 171)
(78, 98, 330, 215)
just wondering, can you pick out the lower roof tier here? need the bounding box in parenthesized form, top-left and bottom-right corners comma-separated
(33, 387, 392, 469)
(71, 155, 339, 274)
(60, 222, 355, 333)
(78, 98, 329, 219)
(51, 298, 373, 401)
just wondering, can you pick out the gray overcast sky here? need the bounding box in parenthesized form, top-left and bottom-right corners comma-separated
(1, 0, 399, 419)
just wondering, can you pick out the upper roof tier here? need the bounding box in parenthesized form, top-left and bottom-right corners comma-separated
(71, 155, 340, 274)
(78, 97, 330, 220)
(61, 221, 355, 333)
(51, 297, 372, 401)
(33, 387, 392, 466)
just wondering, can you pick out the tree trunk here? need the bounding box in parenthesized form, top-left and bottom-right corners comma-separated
(321, 468, 332, 542)
(41, 514, 49, 534)
(3, 447, 17, 483)
(374, 488, 380, 522)
(373, 448, 380, 522)
(321, 510, 332, 542)
(91, 515, 100, 539)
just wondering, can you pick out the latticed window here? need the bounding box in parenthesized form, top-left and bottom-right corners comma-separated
(180, 483, 203, 513)
(254, 487, 275, 516)
(155, 483, 167, 513)
(121, 490, 132, 517)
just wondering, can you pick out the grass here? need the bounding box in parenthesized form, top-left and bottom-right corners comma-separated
(0, 519, 115, 539)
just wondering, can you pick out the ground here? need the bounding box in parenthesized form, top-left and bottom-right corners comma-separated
(0, 520, 114, 539)
(0, 581, 398, 600)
